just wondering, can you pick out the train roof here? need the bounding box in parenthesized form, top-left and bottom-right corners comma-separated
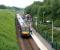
(16, 14, 28, 27)
(25, 14, 31, 17)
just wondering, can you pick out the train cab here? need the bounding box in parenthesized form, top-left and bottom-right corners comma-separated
(21, 26, 31, 38)
(16, 14, 32, 38)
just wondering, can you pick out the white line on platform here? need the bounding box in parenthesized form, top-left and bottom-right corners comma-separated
(31, 33, 48, 50)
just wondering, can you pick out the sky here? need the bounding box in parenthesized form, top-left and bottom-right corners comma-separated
(0, 0, 43, 8)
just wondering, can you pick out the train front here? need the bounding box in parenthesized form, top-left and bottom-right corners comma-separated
(16, 14, 32, 38)
(21, 25, 31, 38)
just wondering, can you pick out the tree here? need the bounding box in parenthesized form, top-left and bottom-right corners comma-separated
(0, 5, 7, 9)
(25, 0, 60, 21)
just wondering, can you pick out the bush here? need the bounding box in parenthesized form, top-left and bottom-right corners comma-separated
(54, 20, 60, 27)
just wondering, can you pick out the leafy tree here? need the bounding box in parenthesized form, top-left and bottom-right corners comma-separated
(25, 0, 60, 22)
(0, 5, 7, 9)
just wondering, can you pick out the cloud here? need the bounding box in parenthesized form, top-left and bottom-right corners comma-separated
(0, 0, 43, 8)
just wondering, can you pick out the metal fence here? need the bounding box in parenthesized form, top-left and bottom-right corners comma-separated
(32, 23, 60, 50)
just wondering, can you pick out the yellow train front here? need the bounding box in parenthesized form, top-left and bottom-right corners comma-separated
(21, 26, 32, 38)
(21, 32, 31, 38)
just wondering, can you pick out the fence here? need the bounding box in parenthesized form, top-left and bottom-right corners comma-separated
(32, 23, 60, 50)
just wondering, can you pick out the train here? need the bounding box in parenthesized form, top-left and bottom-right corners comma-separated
(16, 14, 32, 38)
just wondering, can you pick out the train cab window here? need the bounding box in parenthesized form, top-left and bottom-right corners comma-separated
(22, 27, 29, 32)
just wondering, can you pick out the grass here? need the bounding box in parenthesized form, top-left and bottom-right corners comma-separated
(0, 9, 19, 50)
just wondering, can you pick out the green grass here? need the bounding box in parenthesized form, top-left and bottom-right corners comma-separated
(0, 9, 19, 50)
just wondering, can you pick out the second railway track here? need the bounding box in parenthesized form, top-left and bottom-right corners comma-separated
(19, 37, 40, 50)
(23, 38, 33, 50)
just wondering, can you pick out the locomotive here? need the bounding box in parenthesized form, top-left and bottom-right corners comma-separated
(16, 14, 32, 38)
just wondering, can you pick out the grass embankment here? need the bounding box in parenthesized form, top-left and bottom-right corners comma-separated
(0, 9, 19, 50)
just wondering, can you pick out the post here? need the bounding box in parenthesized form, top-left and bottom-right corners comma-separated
(36, 18, 37, 26)
(43, 12, 45, 23)
(46, 20, 54, 47)
(52, 20, 54, 47)
(35, 17, 37, 31)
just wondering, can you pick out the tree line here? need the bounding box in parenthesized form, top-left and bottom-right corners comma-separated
(25, 0, 60, 26)
(0, 5, 23, 12)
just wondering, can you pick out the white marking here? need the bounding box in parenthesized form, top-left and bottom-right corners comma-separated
(31, 33, 48, 50)
(16, 14, 27, 27)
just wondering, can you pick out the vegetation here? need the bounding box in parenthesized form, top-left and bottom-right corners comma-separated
(25, 0, 60, 41)
(25, 0, 60, 25)
(0, 5, 23, 12)
(33, 23, 60, 50)
(0, 9, 19, 50)
(0, 5, 7, 9)
(25, 0, 60, 50)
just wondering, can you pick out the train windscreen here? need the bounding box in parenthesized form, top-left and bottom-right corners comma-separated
(22, 27, 29, 32)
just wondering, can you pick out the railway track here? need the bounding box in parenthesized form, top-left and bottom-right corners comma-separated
(23, 39, 33, 50)
(19, 37, 40, 50)
(16, 28, 40, 50)
(15, 16, 40, 50)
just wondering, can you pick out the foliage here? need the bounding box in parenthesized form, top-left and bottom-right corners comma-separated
(54, 20, 60, 27)
(25, 0, 60, 49)
(25, 0, 60, 22)
(0, 5, 24, 13)
(0, 5, 7, 9)
(33, 22, 60, 46)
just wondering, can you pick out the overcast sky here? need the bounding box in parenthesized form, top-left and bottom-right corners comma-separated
(0, 0, 43, 8)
